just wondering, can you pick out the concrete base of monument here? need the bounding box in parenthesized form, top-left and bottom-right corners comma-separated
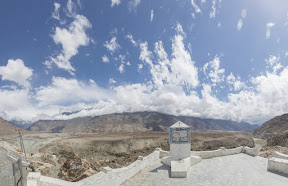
(161, 156, 202, 178)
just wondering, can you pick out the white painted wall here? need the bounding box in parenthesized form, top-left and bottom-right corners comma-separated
(191, 146, 244, 159)
(267, 157, 288, 176)
(273, 151, 288, 160)
(27, 149, 161, 186)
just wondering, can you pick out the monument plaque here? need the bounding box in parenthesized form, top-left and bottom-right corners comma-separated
(170, 128, 189, 143)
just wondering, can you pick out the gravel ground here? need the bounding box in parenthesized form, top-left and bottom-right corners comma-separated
(0, 147, 29, 186)
(122, 154, 288, 186)
(0, 147, 14, 186)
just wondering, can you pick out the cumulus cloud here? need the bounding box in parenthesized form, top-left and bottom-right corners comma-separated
(203, 56, 225, 85)
(36, 77, 111, 106)
(138, 64, 143, 72)
(109, 78, 117, 84)
(104, 36, 120, 52)
(0, 59, 33, 88)
(118, 64, 125, 73)
(139, 25, 198, 91)
(226, 73, 246, 91)
(265, 55, 282, 74)
(52, 3, 61, 20)
(4, 21, 288, 125)
(128, 0, 141, 12)
(126, 34, 137, 46)
(102, 55, 109, 63)
(150, 9, 154, 22)
(46, 15, 92, 75)
(139, 41, 153, 66)
(111, 0, 121, 7)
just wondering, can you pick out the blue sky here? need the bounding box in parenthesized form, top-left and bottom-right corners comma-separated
(1, 0, 288, 124)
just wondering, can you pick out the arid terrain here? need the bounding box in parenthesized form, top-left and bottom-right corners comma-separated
(2, 131, 255, 182)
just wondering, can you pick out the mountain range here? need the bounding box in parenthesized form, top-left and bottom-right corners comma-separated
(0, 117, 27, 136)
(27, 112, 259, 133)
(253, 113, 288, 139)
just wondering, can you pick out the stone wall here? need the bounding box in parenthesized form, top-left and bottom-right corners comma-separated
(27, 149, 161, 186)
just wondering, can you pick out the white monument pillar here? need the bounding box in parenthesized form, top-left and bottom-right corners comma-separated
(170, 121, 191, 160)
(161, 121, 202, 178)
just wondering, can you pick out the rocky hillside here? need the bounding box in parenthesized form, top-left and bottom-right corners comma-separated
(0, 117, 25, 136)
(266, 130, 288, 147)
(27, 112, 258, 133)
(253, 113, 288, 139)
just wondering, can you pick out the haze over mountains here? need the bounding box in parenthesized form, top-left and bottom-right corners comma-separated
(27, 112, 259, 133)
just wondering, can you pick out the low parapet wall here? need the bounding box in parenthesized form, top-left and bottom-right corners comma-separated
(27, 149, 161, 186)
(272, 151, 288, 160)
(1, 140, 30, 166)
(191, 146, 244, 159)
(242, 146, 259, 156)
(160, 146, 258, 159)
(267, 151, 288, 176)
(81, 149, 160, 186)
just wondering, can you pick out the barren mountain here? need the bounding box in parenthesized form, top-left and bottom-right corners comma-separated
(27, 112, 258, 133)
(253, 113, 288, 139)
(0, 117, 25, 136)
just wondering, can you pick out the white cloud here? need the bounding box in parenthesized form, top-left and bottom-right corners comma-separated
(265, 55, 282, 74)
(111, 0, 121, 7)
(0, 59, 33, 88)
(139, 25, 198, 91)
(46, 15, 92, 75)
(52, 3, 61, 20)
(226, 73, 246, 91)
(119, 64, 125, 73)
(203, 56, 225, 85)
(36, 77, 111, 106)
(266, 22, 275, 39)
(139, 41, 153, 66)
(126, 34, 137, 46)
(138, 64, 143, 72)
(109, 78, 117, 84)
(191, 0, 201, 13)
(104, 36, 120, 52)
(209, 0, 216, 18)
(4, 21, 288, 125)
(128, 0, 141, 12)
(150, 9, 154, 22)
(102, 55, 109, 63)
(175, 23, 186, 37)
(66, 0, 76, 17)
(170, 34, 199, 89)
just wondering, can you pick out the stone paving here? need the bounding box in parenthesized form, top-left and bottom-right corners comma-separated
(122, 154, 288, 186)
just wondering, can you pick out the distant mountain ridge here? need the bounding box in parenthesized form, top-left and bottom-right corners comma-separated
(27, 112, 258, 133)
(0, 117, 27, 136)
(253, 113, 288, 139)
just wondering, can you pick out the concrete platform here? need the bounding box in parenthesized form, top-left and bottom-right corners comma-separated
(122, 154, 288, 186)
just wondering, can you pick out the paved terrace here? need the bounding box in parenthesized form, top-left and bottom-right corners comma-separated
(122, 153, 288, 186)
